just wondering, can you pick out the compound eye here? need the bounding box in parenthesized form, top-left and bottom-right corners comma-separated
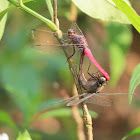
(72, 30, 76, 34)
(99, 77, 106, 84)
(67, 29, 72, 35)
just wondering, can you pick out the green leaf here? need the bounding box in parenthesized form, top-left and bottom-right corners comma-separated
(0, 0, 9, 40)
(72, 0, 130, 23)
(112, 0, 140, 33)
(1, 63, 42, 127)
(0, 5, 13, 21)
(105, 23, 132, 86)
(109, 43, 125, 86)
(129, 64, 140, 104)
(0, 0, 34, 41)
(122, 127, 140, 140)
(16, 130, 32, 140)
(0, 110, 18, 131)
(37, 108, 98, 120)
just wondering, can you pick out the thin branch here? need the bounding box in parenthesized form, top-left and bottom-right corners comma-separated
(82, 102, 93, 140)
(53, 0, 58, 28)
(71, 86, 86, 140)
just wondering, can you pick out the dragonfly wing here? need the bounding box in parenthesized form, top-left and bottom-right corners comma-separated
(85, 94, 113, 106)
(71, 22, 84, 36)
(97, 93, 129, 96)
(51, 93, 87, 105)
(31, 43, 84, 53)
(67, 93, 95, 106)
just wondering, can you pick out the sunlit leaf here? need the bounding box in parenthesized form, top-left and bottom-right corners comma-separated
(0, 5, 13, 21)
(72, 0, 130, 23)
(0, 110, 18, 130)
(129, 64, 140, 104)
(16, 130, 32, 140)
(0, 0, 9, 40)
(122, 127, 140, 140)
(37, 108, 98, 120)
(112, 0, 140, 33)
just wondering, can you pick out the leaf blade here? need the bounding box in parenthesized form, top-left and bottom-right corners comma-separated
(112, 0, 140, 33)
(0, 0, 9, 40)
(129, 64, 140, 104)
(72, 0, 130, 23)
(122, 127, 140, 140)
(0, 110, 18, 131)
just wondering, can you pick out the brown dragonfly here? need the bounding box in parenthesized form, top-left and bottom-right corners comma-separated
(52, 50, 128, 107)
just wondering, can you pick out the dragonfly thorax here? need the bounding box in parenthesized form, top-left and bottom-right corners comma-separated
(86, 76, 107, 93)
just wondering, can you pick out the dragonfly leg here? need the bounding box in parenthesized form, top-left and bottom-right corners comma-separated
(31, 29, 36, 39)
(67, 46, 76, 59)
(87, 61, 99, 80)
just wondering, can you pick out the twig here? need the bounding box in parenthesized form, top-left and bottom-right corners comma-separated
(53, 0, 58, 28)
(71, 86, 86, 140)
(82, 102, 93, 140)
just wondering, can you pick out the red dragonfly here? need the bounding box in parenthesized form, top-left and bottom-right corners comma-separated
(32, 22, 110, 81)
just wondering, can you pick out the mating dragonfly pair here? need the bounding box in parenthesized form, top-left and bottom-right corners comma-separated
(32, 22, 128, 106)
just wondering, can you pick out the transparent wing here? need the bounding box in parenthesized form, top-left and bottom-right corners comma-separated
(71, 22, 84, 36)
(85, 93, 130, 106)
(85, 94, 113, 106)
(97, 93, 129, 96)
(32, 29, 68, 41)
(31, 29, 85, 55)
(51, 93, 87, 105)
(67, 93, 94, 106)
(32, 29, 63, 46)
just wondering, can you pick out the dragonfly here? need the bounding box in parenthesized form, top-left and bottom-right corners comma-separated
(52, 50, 128, 107)
(32, 22, 110, 81)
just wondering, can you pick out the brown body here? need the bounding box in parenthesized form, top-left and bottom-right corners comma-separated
(78, 50, 106, 93)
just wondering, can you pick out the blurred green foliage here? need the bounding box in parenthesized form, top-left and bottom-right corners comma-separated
(129, 64, 140, 103)
(122, 127, 140, 140)
(16, 130, 32, 140)
(105, 23, 132, 86)
(0, 0, 140, 139)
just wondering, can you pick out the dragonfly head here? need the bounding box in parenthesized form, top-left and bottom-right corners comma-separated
(98, 77, 107, 86)
(67, 29, 76, 38)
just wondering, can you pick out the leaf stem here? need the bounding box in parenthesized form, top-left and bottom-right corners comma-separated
(8, 0, 57, 32)
(46, 0, 54, 21)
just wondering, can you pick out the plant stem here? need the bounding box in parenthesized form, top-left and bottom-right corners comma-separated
(82, 102, 93, 140)
(71, 85, 86, 140)
(53, 0, 58, 28)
